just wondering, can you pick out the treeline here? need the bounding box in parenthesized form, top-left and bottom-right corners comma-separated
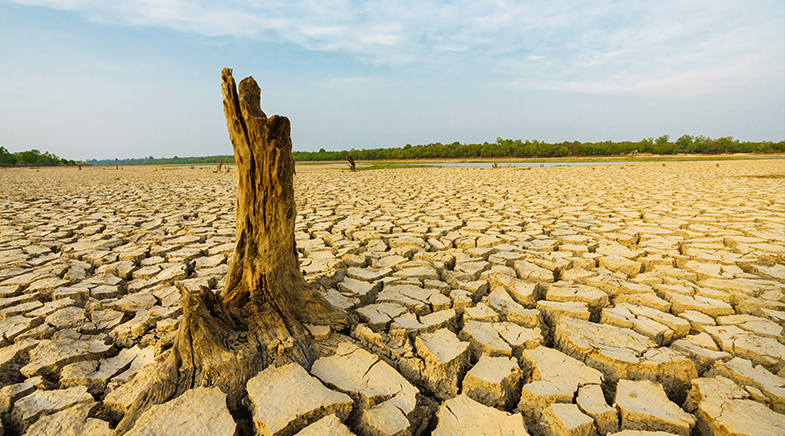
(0, 147, 76, 166)
(87, 155, 235, 166)
(293, 135, 785, 161)
(27, 134, 784, 167)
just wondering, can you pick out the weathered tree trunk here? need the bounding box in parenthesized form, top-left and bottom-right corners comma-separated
(346, 156, 356, 172)
(114, 68, 348, 435)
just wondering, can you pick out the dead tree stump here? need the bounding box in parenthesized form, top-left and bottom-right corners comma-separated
(114, 68, 348, 435)
(346, 156, 356, 171)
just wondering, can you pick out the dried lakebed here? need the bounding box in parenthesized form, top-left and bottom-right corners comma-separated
(0, 161, 784, 436)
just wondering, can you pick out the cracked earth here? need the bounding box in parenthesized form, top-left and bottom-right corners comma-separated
(0, 160, 784, 436)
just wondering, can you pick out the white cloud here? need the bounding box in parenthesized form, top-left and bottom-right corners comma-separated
(512, 64, 748, 96)
(5, 0, 784, 97)
(502, 1, 783, 96)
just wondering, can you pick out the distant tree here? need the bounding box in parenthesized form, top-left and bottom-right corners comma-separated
(638, 137, 654, 154)
(676, 134, 693, 147)
(694, 135, 710, 145)
(0, 148, 76, 166)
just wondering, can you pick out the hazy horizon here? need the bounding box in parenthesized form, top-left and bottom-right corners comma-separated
(1, 0, 783, 161)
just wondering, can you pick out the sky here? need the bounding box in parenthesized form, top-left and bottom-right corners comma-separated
(0, 1, 783, 161)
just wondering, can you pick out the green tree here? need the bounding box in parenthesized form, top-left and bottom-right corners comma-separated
(676, 134, 693, 147)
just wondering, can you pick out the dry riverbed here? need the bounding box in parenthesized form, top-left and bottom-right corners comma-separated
(0, 160, 784, 436)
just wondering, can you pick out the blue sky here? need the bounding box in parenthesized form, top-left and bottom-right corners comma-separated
(1, 0, 783, 160)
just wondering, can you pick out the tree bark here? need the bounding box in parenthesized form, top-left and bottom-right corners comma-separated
(114, 68, 348, 435)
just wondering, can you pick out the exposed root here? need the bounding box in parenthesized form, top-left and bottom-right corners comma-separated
(114, 281, 345, 434)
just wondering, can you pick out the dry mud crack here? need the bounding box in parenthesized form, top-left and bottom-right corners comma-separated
(0, 160, 784, 436)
